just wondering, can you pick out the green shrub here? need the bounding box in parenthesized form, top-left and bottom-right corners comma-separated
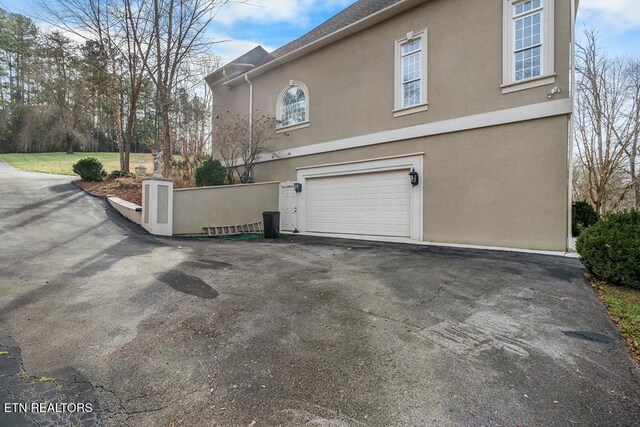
(107, 170, 135, 180)
(72, 157, 107, 181)
(195, 159, 226, 187)
(572, 201, 599, 237)
(576, 210, 640, 289)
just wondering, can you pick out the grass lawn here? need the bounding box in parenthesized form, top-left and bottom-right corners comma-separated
(591, 278, 640, 362)
(0, 152, 154, 176)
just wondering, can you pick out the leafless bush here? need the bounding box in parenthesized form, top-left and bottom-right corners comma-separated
(213, 113, 278, 184)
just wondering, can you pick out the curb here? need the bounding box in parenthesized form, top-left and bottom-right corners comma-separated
(72, 180, 110, 200)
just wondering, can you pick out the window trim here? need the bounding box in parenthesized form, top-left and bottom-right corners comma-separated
(502, 0, 555, 94)
(276, 80, 310, 132)
(394, 29, 428, 117)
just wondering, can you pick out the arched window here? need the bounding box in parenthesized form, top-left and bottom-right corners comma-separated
(277, 82, 309, 129)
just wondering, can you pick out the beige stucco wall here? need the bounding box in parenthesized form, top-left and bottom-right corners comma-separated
(207, 0, 573, 251)
(173, 182, 279, 235)
(252, 117, 570, 251)
(212, 0, 572, 153)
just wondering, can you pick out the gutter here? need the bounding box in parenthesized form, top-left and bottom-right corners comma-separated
(223, 0, 427, 88)
(207, 64, 255, 88)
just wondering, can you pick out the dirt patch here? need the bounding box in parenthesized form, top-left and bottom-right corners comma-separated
(75, 175, 200, 205)
(75, 177, 143, 205)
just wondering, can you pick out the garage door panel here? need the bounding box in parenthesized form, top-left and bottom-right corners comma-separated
(306, 170, 411, 238)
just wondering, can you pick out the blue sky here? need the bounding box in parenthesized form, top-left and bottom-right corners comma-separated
(1, 0, 638, 63)
(212, 0, 640, 62)
(576, 0, 640, 57)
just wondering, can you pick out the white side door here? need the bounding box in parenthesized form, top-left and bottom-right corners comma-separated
(279, 183, 298, 232)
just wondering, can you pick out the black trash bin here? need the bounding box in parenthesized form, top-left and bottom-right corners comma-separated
(263, 211, 281, 239)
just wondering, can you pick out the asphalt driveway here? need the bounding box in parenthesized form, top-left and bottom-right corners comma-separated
(0, 161, 638, 426)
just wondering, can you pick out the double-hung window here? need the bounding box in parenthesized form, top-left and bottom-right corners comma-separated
(401, 40, 422, 108)
(394, 29, 428, 116)
(514, 1, 542, 81)
(503, 0, 555, 93)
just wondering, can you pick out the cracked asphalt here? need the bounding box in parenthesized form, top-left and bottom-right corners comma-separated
(1, 161, 639, 426)
(0, 331, 99, 426)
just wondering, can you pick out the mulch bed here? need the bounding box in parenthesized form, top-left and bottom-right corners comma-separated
(75, 178, 143, 206)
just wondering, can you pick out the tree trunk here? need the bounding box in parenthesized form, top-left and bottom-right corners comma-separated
(161, 95, 171, 178)
(121, 90, 141, 173)
(632, 149, 639, 209)
(106, 58, 126, 172)
(633, 114, 640, 209)
(119, 144, 127, 172)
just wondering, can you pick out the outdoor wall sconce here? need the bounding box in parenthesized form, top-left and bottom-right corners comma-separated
(294, 182, 303, 193)
(409, 168, 419, 187)
(547, 86, 562, 99)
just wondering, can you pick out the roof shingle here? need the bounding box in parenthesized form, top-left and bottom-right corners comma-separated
(208, 0, 405, 85)
(270, 0, 403, 58)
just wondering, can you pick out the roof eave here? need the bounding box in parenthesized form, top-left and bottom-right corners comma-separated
(224, 0, 427, 88)
(207, 64, 257, 87)
(205, 45, 271, 87)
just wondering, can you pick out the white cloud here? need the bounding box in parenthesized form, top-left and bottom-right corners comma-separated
(212, 35, 276, 64)
(207, 1, 354, 66)
(38, 23, 93, 44)
(213, 0, 353, 27)
(580, 0, 640, 31)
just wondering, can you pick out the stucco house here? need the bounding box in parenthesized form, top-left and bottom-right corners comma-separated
(205, 0, 578, 252)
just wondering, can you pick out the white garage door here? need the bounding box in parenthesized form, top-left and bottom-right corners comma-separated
(305, 169, 411, 237)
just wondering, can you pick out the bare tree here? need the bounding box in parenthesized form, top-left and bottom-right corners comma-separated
(119, 0, 155, 171)
(39, 0, 153, 172)
(623, 59, 640, 208)
(213, 114, 277, 184)
(172, 54, 219, 181)
(574, 29, 640, 214)
(213, 115, 242, 183)
(130, 0, 229, 178)
(172, 87, 212, 183)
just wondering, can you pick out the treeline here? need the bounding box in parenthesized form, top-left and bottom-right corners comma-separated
(0, 11, 108, 153)
(0, 3, 218, 175)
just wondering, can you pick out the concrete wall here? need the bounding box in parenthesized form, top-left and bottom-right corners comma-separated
(212, 0, 572, 153)
(172, 182, 280, 235)
(253, 117, 570, 251)
(108, 197, 142, 225)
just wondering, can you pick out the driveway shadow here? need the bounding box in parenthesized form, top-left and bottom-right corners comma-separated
(156, 270, 218, 299)
(0, 183, 79, 221)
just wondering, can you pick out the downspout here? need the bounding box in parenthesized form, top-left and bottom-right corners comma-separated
(245, 74, 254, 182)
(210, 92, 215, 158)
(210, 81, 216, 158)
(245, 74, 253, 134)
(567, 0, 577, 252)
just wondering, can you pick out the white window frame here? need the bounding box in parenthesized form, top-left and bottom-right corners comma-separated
(502, 0, 555, 94)
(394, 29, 428, 117)
(276, 80, 310, 133)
